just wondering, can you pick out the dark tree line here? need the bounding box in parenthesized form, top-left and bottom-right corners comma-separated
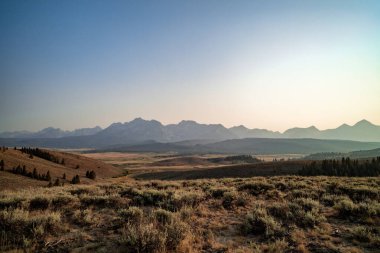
(20, 147, 64, 165)
(11, 165, 51, 181)
(299, 157, 380, 177)
(0, 160, 4, 171)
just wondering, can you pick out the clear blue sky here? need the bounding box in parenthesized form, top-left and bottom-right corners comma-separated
(1, 0, 380, 132)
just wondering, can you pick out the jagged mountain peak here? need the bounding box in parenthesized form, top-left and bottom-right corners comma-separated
(230, 125, 249, 130)
(354, 119, 374, 127)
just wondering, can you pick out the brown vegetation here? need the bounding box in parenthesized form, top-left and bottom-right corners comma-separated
(1, 175, 379, 252)
(0, 148, 124, 190)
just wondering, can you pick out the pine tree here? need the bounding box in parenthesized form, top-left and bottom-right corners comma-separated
(71, 175, 80, 184)
(33, 168, 38, 179)
(0, 160, 4, 171)
(63, 173, 66, 180)
(46, 171, 51, 181)
(54, 178, 60, 186)
(89, 170, 96, 180)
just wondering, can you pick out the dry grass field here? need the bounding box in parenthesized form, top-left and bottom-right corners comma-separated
(1, 149, 379, 252)
(1, 176, 379, 252)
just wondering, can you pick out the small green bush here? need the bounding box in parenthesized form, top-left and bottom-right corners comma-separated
(118, 207, 143, 224)
(243, 206, 282, 238)
(209, 187, 230, 198)
(222, 191, 237, 209)
(80, 194, 121, 208)
(351, 226, 373, 243)
(154, 209, 174, 225)
(238, 181, 274, 195)
(265, 239, 288, 253)
(0, 198, 24, 210)
(51, 195, 75, 207)
(164, 219, 188, 250)
(121, 223, 166, 253)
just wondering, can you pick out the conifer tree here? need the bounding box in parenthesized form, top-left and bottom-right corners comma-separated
(46, 171, 51, 181)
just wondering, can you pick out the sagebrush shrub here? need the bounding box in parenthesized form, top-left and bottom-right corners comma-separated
(29, 197, 50, 210)
(243, 206, 282, 238)
(154, 209, 173, 225)
(118, 207, 143, 224)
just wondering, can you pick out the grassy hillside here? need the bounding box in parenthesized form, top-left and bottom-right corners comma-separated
(0, 176, 379, 252)
(0, 148, 125, 190)
(0, 171, 47, 190)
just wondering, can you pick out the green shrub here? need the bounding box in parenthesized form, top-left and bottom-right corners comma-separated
(268, 200, 325, 228)
(332, 198, 379, 220)
(334, 198, 357, 217)
(0, 198, 24, 210)
(165, 192, 204, 211)
(297, 211, 326, 228)
(321, 194, 349, 207)
(131, 189, 170, 206)
(292, 198, 320, 212)
(351, 226, 373, 243)
(222, 191, 237, 209)
(164, 219, 188, 250)
(243, 206, 282, 238)
(118, 207, 143, 224)
(238, 181, 274, 195)
(0, 209, 60, 248)
(287, 189, 319, 200)
(80, 194, 121, 208)
(265, 239, 288, 253)
(236, 194, 249, 207)
(72, 209, 94, 225)
(209, 187, 230, 198)
(121, 223, 166, 253)
(267, 202, 291, 221)
(51, 195, 76, 207)
(154, 209, 174, 225)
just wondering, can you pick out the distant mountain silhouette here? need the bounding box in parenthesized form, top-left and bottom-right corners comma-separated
(229, 125, 282, 138)
(282, 120, 380, 142)
(0, 126, 102, 138)
(0, 118, 379, 149)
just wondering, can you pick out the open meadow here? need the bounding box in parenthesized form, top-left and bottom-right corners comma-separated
(1, 148, 380, 252)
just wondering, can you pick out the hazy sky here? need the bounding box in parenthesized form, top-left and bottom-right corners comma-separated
(1, 0, 380, 132)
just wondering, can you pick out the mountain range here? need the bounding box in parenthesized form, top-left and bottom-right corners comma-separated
(0, 126, 102, 138)
(1, 118, 379, 143)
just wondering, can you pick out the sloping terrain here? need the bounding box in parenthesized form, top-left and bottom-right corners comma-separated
(0, 148, 124, 190)
(0, 170, 47, 190)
